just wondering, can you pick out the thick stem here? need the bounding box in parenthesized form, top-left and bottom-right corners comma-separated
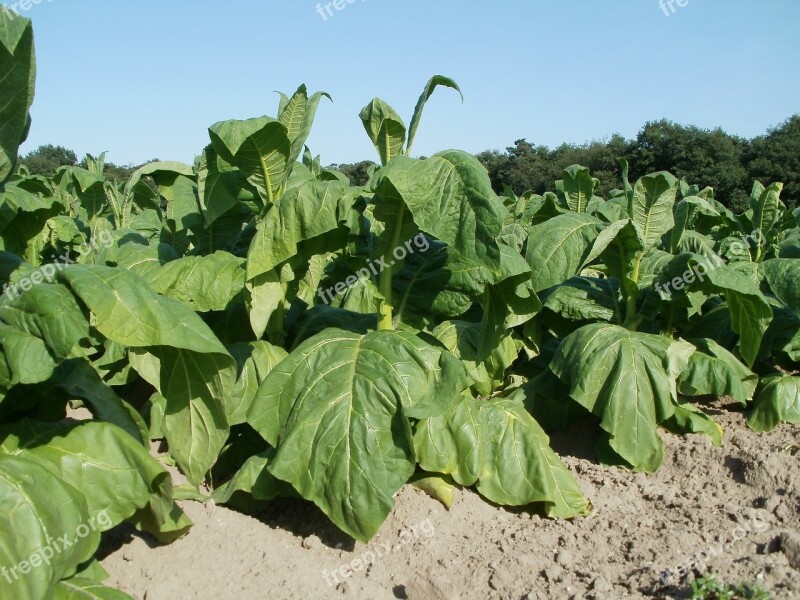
(624, 252, 643, 330)
(376, 209, 406, 331)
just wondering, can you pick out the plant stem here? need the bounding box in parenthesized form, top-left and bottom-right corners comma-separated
(377, 209, 406, 331)
(624, 252, 643, 330)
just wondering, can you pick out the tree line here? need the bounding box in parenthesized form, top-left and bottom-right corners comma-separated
(334, 115, 800, 212)
(20, 115, 799, 212)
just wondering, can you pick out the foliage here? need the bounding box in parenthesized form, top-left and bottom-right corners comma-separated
(477, 118, 800, 212)
(690, 573, 772, 600)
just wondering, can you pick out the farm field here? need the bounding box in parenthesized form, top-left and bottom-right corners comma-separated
(98, 407, 800, 600)
(2, 7, 800, 600)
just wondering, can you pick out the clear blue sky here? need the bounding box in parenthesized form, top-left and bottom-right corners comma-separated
(16, 0, 800, 166)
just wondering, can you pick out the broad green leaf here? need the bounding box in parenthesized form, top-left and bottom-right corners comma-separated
(374, 152, 505, 285)
(0, 323, 56, 386)
(0, 455, 97, 600)
(751, 182, 784, 245)
(0, 420, 188, 536)
(525, 213, 603, 292)
(359, 99, 406, 166)
(406, 76, 462, 157)
(763, 258, 800, 312)
(208, 117, 291, 203)
(143, 252, 246, 312)
(246, 180, 352, 280)
(546, 323, 694, 472)
(414, 396, 589, 518)
(226, 341, 288, 425)
(541, 277, 620, 323)
(0, 283, 90, 359)
(278, 85, 332, 164)
(678, 338, 757, 404)
(246, 270, 285, 340)
(555, 165, 598, 213)
(661, 403, 723, 447)
(211, 450, 290, 512)
(59, 265, 228, 354)
(630, 172, 679, 248)
(658, 254, 773, 367)
(53, 578, 133, 600)
(131, 347, 234, 487)
(0, 12, 35, 183)
(747, 374, 800, 432)
(431, 320, 518, 397)
(247, 328, 468, 541)
(197, 145, 251, 227)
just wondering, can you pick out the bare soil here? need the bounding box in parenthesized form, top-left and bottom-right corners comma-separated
(100, 404, 800, 599)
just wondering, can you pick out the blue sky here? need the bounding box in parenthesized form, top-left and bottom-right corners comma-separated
(16, 0, 800, 166)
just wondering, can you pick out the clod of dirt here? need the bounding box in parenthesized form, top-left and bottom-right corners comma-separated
(405, 567, 459, 600)
(780, 530, 800, 570)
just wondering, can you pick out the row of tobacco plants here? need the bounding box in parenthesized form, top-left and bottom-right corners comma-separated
(2, 13, 799, 599)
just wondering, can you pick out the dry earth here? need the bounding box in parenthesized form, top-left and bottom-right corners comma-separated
(100, 403, 800, 600)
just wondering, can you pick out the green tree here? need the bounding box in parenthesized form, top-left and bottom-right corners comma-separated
(328, 160, 376, 186)
(629, 120, 750, 211)
(746, 115, 800, 209)
(20, 144, 78, 175)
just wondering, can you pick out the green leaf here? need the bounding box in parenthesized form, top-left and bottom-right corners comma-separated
(630, 172, 679, 248)
(431, 320, 518, 397)
(278, 85, 332, 165)
(0, 455, 98, 600)
(406, 76, 462, 157)
(373, 151, 505, 285)
(226, 341, 288, 425)
(246, 180, 353, 280)
(525, 213, 603, 292)
(546, 323, 694, 472)
(414, 396, 590, 517)
(359, 99, 406, 166)
(658, 254, 773, 367)
(541, 277, 620, 323)
(247, 328, 468, 541)
(208, 117, 291, 203)
(53, 578, 133, 600)
(142, 252, 246, 312)
(131, 347, 234, 487)
(53, 360, 148, 445)
(0, 12, 35, 183)
(747, 374, 800, 432)
(678, 338, 757, 404)
(763, 258, 800, 312)
(661, 403, 723, 447)
(211, 450, 290, 512)
(59, 265, 228, 354)
(0, 323, 56, 386)
(0, 420, 188, 535)
(0, 283, 90, 359)
(555, 165, 598, 213)
(751, 183, 784, 245)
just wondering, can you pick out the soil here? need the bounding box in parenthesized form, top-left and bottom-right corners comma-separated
(100, 402, 800, 600)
